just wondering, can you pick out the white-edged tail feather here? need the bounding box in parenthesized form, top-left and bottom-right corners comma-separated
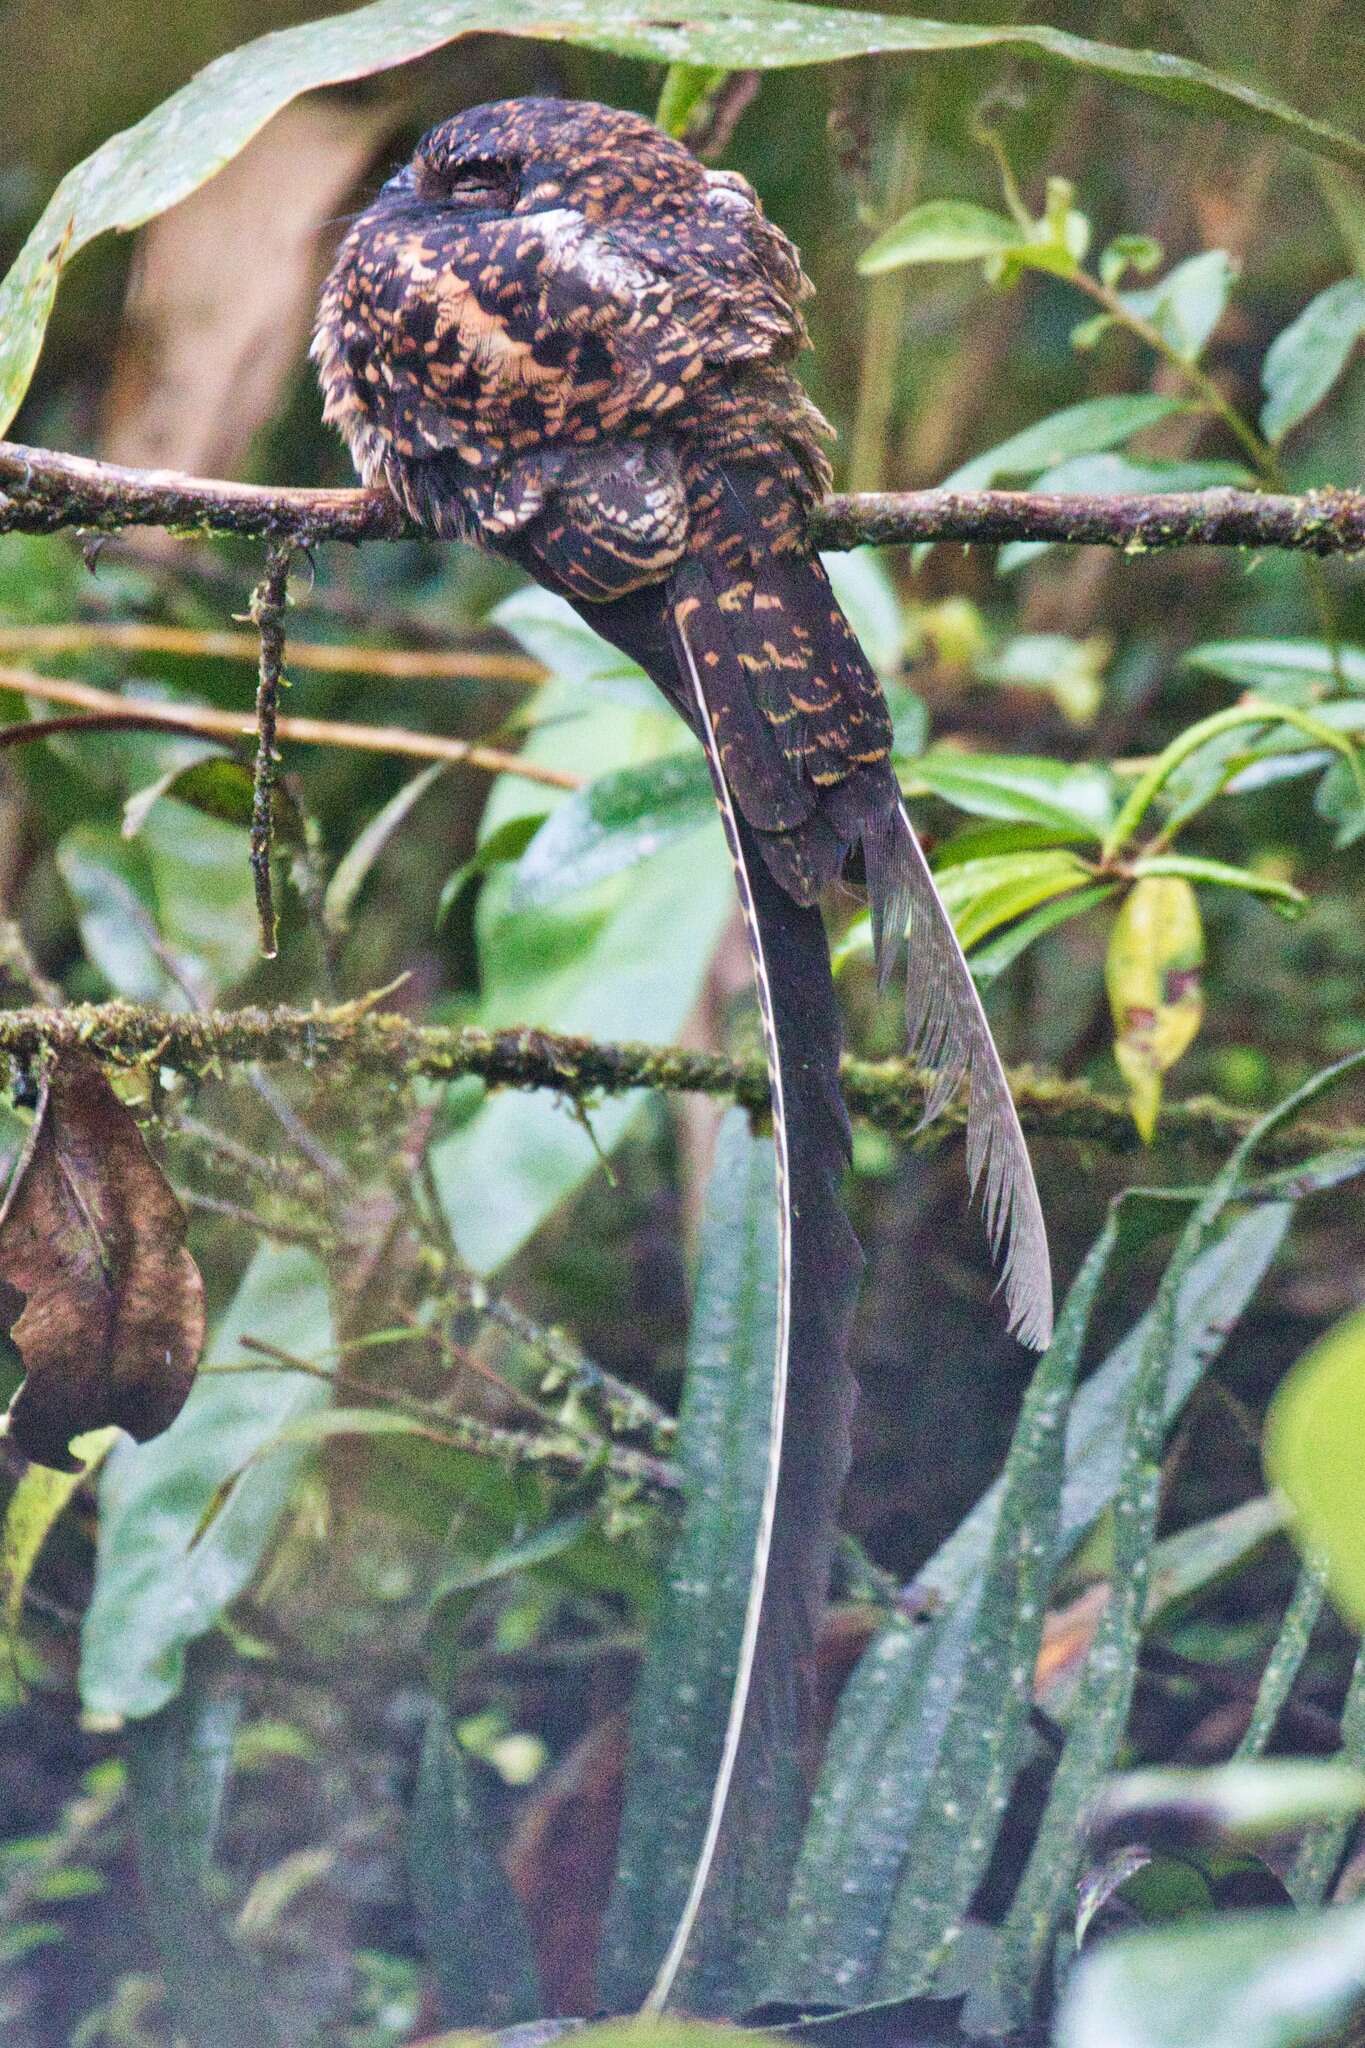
(644, 597, 795, 2011)
(870, 802, 1053, 1351)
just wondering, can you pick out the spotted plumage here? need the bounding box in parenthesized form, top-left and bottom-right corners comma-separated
(314, 97, 1051, 2005)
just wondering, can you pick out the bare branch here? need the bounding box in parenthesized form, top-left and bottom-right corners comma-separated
(4, 439, 1365, 555)
(0, 664, 579, 790)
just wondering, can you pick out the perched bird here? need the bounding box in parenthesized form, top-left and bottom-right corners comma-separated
(314, 96, 1052, 1998)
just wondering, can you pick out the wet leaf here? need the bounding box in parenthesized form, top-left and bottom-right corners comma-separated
(1265, 1304, 1365, 1629)
(1106, 877, 1204, 1141)
(0, 1053, 204, 1470)
(1057, 1899, 1365, 2048)
(1261, 278, 1365, 443)
(3, 5, 1363, 431)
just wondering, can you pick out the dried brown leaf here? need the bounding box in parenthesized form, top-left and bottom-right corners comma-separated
(0, 1051, 204, 1468)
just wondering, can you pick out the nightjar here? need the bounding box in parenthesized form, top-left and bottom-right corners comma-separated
(313, 96, 1051, 1999)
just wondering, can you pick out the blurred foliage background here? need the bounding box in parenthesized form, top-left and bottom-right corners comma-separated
(4, 2, 1365, 2044)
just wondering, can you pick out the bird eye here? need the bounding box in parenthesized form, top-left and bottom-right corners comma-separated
(417, 156, 514, 208)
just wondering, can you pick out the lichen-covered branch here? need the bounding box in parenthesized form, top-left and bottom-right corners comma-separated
(0, 998, 1352, 1163)
(4, 439, 1365, 555)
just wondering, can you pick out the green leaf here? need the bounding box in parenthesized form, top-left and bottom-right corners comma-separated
(1119, 249, 1238, 362)
(1087, 1762, 1365, 1854)
(995, 1053, 1365, 2022)
(1100, 234, 1164, 287)
(80, 1245, 333, 1721)
(859, 200, 1024, 273)
(511, 750, 713, 908)
(935, 394, 1188, 496)
(1, 1429, 117, 1664)
(909, 751, 1115, 835)
(1261, 278, 1365, 443)
(122, 754, 260, 840)
(125, 1670, 283, 2048)
(58, 806, 260, 1006)
(1185, 638, 1365, 698)
(921, 1201, 1292, 1609)
(407, 1706, 540, 2029)
(428, 602, 731, 1276)
(600, 1113, 791, 2016)
(4, 6, 1362, 433)
(1266, 1304, 1365, 1629)
(871, 1219, 1118, 1997)
(1057, 1899, 1365, 2048)
(323, 763, 445, 933)
(436, 811, 548, 927)
(935, 849, 1093, 950)
(1127, 853, 1306, 912)
(968, 884, 1117, 985)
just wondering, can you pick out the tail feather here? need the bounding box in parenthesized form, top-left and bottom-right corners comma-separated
(647, 579, 862, 2008)
(869, 800, 1053, 1351)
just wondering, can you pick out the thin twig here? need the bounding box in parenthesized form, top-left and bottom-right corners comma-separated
(0, 620, 543, 689)
(4, 440, 1365, 555)
(246, 543, 291, 957)
(0, 664, 580, 790)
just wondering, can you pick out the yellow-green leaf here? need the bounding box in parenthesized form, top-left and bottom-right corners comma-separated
(1266, 1306, 1365, 1628)
(1106, 877, 1204, 1141)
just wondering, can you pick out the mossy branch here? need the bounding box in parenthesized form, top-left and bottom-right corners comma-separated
(0, 998, 1354, 1164)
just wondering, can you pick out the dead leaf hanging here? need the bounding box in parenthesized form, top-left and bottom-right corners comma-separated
(0, 1050, 205, 1469)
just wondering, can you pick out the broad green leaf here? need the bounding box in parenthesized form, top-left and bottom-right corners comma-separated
(1119, 249, 1238, 362)
(872, 1218, 1117, 1996)
(80, 1244, 332, 1720)
(1185, 638, 1365, 698)
(407, 1706, 540, 2029)
(1266, 1305, 1365, 1629)
(859, 200, 1023, 272)
(968, 884, 1117, 985)
(921, 1203, 1292, 1610)
(1087, 1762, 1365, 1853)
(323, 762, 445, 932)
(58, 805, 259, 1005)
(935, 393, 1188, 496)
(1261, 278, 1365, 442)
(936, 850, 1093, 950)
(125, 1672, 283, 2048)
(122, 753, 258, 840)
(1290, 1642, 1365, 1905)
(511, 750, 713, 908)
(1, 1429, 116, 1662)
(56, 826, 171, 1003)
(437, 811, 547, 926)
(1057, 1899, 1365, 2048)
(429, 598, 730, 1275)
(4, 5, 1363, 431)
(909, 751, 1115, 835)
(995, 1053, 1365, 2023)
(1235, 1565, 1329, 1761)
(600, 1113, 791, 2016)
(1128, 853, 1306, 912)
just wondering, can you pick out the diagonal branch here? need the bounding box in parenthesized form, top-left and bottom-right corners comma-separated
(4, 439, 1365, 554)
